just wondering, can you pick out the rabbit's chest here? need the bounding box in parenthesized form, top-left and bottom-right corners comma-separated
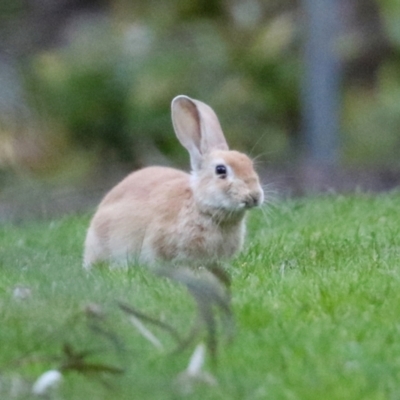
(152, 217, 245, 262)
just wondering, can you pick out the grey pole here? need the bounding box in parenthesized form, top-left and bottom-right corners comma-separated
(302, 0, 341, 166)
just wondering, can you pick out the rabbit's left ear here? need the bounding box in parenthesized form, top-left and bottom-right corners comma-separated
(171, 95, 228, 171)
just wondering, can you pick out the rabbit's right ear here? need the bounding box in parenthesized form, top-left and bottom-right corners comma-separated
(171, 95, 228, 171)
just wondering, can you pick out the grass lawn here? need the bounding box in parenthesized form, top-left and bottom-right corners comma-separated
(1, 192, 400, 399)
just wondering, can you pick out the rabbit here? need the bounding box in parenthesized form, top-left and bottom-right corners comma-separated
(83, 95, 264, 269)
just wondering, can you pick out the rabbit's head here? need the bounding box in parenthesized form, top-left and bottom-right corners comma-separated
(172, 96, 264, 218)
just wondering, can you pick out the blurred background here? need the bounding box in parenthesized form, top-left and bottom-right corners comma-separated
(1, 0, 400, 221)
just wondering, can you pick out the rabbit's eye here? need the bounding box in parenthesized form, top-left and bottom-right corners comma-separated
(215, 165, 227, 178)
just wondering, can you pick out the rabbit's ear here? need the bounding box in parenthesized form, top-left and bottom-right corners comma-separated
(171, 95, 228, 170)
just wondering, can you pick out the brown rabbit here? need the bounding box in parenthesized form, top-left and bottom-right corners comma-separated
(83, 95, 264, 268)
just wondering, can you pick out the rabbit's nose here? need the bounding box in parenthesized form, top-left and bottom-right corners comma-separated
(245, 193, 261, 208)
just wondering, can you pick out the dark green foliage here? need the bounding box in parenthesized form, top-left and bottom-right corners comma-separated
(2, 1, 400, 176)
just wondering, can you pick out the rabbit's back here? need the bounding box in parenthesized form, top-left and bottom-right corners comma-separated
(84, 166, 191, 266)
(100, 166, 189, 207)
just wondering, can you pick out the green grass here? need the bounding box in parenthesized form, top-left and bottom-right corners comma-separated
(1, 192, 400, 399)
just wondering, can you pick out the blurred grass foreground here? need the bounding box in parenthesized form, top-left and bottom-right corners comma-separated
(1, 0, 400, 219)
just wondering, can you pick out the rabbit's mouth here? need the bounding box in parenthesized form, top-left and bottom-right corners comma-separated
(241, 191, 264, 209)
(213, 194, 262, 213)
